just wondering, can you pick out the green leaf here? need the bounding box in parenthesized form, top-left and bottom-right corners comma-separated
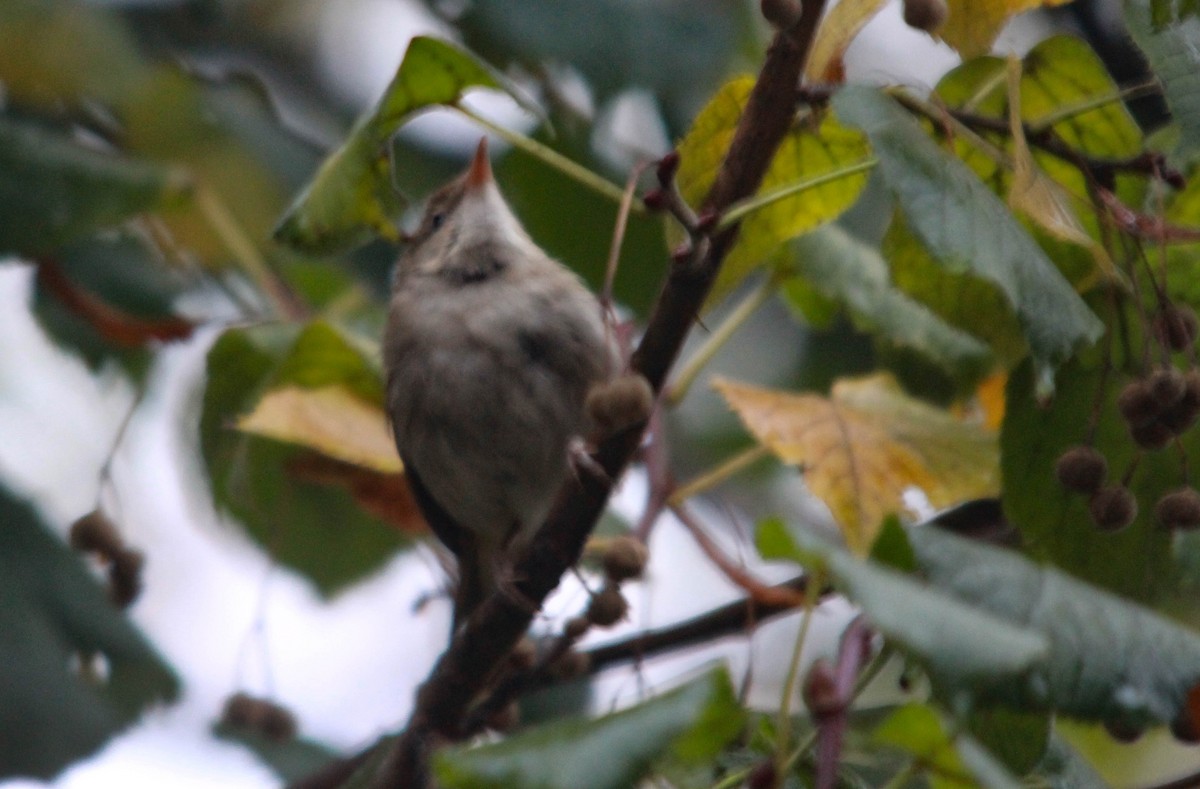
(274, 37, 522, 254)
(213, 723, 339, 783)
(453, 0, 737, 122)
(675, 78, 871, 307)
(884, 215, 1028, 367)
(1125, 0, 1200, 164)
(1001, 357, 1175, 603)
(434, 669, 742, 789)
(200, 321, 408, 596)
(784, 225, 992, 380)
(911, 526, 1200, 729)
(869, 515, 917, 573)
(0, 115, 189, 254)
(874, 704, 1022, 789)
(761, 524, 1049, 690)
(0, 488, 179, 780)
(833, 86, 1103, 386)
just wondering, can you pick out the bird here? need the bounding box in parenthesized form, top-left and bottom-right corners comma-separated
(383, 137, 614, 630)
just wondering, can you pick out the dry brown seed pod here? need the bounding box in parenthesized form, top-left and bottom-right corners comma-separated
(109, 549, 145, 608)
(602, 535, 649, 582)
(902, 0, 949, 32)
(220, 692, 264, 729)
(1171, 709, 1200, 744)
(1156, 488, 1200, 531)
(1089, 485, 1138, 532)
(564, 616, 590, 640)
(69, 510, 123, 557)
(1149, 367, 1187, 410)
(586, 375, 654, 438)
(586, 584, 629, 627)
(260, 703, 298, 742)
(1054, 446, 1108, 494)
(1116, 379, 1160, 427)
(1130, 419, 1174, 451)
(1161, 370, 1200, 435)
(1154, 305, 1199, 352)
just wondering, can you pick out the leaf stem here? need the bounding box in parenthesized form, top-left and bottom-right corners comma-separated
(194, 183, 306, 320)
(665, 274, 780, 405)
(668, 446, 771, 506)
(718, 158, 877, 229)
(775, 570, 823, 783)
(454, 105, 645, 212)
(1027, 80, 1161, 135)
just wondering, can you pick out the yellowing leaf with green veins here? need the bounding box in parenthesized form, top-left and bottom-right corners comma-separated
(715, 374, 998, 553)
(235, 385, 401, 474)
(939, 0, 1073, 57)
(274, 36, 527, 254)
(674, 77, 871, 308)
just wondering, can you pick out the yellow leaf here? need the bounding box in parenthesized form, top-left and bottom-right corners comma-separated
(806, 0, 890, 83)
(715, 374, 999, 553)
(939, 0, 1072, 58)
(236, 385, 402, 473)
(1003, 55, 1119, 284)
(675, 78, 871, 307)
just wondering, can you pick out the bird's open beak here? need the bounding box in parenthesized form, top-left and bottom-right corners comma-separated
(465, 137, 493, 191)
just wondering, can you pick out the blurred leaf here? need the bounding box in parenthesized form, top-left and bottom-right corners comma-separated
(1149, 0, 1200, 26)
(1126, 0, 1200, 164)
(35, 259, 194, 348)
(912, 526, 1200, 728)
(1001, 357, 1176, 603)
(1034, 734, 1109, 788)
(435, 669, 742, 789)
(285, 454, 426, 537)
(966, 708, 1049, 776)
(939, 0, 1073, 58)
(201, 322, 409, 596)
(450, 0, 736, 127)
(0, 115, 189, 255)
(834, 86, 1103, 388)
(0, 0, 144, 110)
(873, 704, 989, 788)
(0, 487, 178, 780)
(884, 216, 1028, 367)
(236, 386, 399, 473)
(275, 37, 521, 254)
(869, 515, 917, 573)
(783, 226, 992, 380)
(676, 78, 871, 307)
(213, 723, 338, 783)
(757, 519, 1049, 688)
(716, 373, 999, 553)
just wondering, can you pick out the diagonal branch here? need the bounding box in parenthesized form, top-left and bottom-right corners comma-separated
(347, 6, 830, 787)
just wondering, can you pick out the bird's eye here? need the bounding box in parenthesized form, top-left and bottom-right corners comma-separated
(430, 212, 446, 231)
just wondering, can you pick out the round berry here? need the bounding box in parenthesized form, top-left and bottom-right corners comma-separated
(1054, 446, 1108, 494)
(1131, 419, 1174, 451)
(902, 0, 948, 32)
(1161, 370, 1200, 436)
(602, 536, 649, 582)
(1156, 488, 1200, 530)
(586, 584, 628, 627)
(1150, 367, 1188, 410)
(1090, 486, 1138, 531)
(1104, 718, 1144, 743)
(69, 510, 123, 557)
(1117, 379, 1160, 427)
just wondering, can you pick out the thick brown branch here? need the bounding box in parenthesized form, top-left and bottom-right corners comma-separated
(360, 6, 828, 786)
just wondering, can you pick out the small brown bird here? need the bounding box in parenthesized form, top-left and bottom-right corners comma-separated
(384, 138, 613, 629)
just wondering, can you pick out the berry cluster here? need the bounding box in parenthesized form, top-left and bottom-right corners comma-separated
(1053, 302, 1200, 533)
